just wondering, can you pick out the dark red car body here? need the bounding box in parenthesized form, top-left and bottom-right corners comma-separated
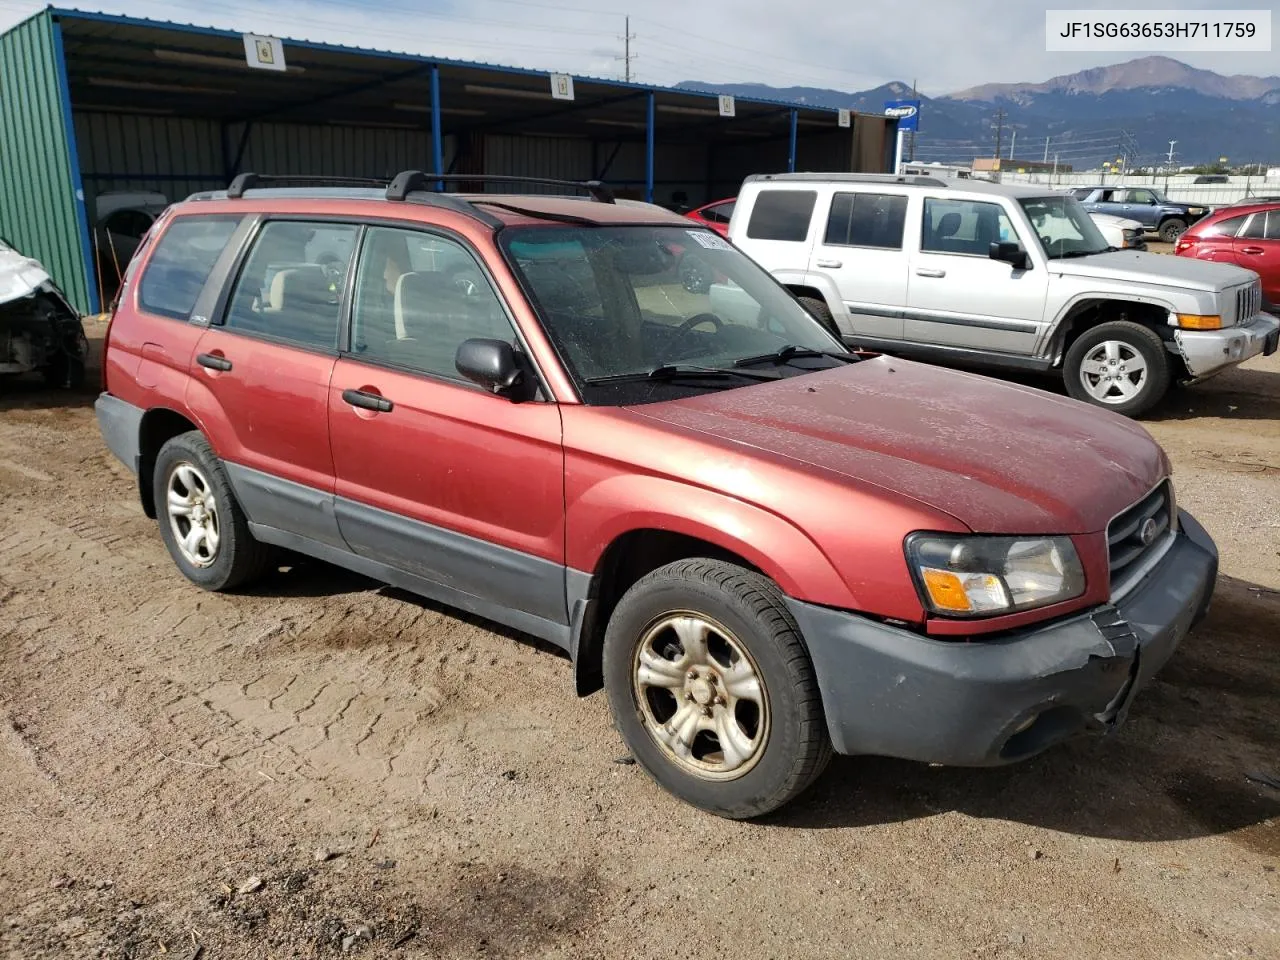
(1176, 201, 1280, 309)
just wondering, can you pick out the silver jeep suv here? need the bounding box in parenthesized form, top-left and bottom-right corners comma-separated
(726, 173, 1279, 416)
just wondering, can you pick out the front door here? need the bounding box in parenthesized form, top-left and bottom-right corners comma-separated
(807, 190, 909, 343)
(1118, 189, 1160, 228)
(328, 225, 567, 629)
(186, 218, 359, 547)
(905, 196, 1048, 355)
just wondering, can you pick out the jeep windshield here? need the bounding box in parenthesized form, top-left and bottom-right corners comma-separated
(1020, 196, 1112, 260)
(501, 225, 852, 404)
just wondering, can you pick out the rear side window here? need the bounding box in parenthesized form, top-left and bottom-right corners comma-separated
(223, 220, 359, 350)
(138, 215, 243, 320)
(1241, 211, 1280, 240)
(823, 192, 908, 249)
(701, 201, 735, 224)
(746, 190, 816, 242)
(1199, 214, 1247, 238)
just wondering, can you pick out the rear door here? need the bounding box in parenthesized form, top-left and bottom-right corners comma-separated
(807, 189, 909, 342)
(328, 225, 567, 628)
(186, 218, 359, 548)
(905, 195, 1048, 355)
(1233, 209, 1280, 307)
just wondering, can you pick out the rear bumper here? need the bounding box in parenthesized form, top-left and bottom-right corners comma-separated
(1174, 313, 1280, 378)
(787, 509, 1217, 766)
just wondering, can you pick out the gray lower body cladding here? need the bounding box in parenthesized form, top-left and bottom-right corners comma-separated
(787, 509, 1217, 765)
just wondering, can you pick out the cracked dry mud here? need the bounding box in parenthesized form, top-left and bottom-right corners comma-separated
(1, 320, 1277, 959)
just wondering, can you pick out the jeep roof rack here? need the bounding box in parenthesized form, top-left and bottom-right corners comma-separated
(384, 172, 615, 203)
(744, 172, 949, 187)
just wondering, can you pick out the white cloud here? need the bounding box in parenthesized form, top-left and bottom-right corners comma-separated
(1, 0, 1275, 94)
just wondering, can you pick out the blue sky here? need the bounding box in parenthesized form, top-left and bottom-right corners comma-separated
(0, 0, 1275, 94)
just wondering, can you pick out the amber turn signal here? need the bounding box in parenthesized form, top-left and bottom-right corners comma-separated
(1175, 314, 1223, 330)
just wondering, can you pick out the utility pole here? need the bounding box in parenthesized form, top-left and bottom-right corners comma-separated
(1009, 129, 1016, 160)
(618, 15, 636, 82)
(908, 77, 917, 162)
(992, 108, 1006, 159)
(1043, 136, 1050, 163)
(1165, 139, 1177, 190)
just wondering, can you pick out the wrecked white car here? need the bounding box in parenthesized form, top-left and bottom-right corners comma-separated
(0, 237, 87, 389)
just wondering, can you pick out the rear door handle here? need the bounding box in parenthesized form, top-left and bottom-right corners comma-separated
(915, 268, 946, 278)
(815, 258, 843, 269)
(1241, 246, 1265, 256)
(342, 388, 393, 413)
(196, 352, 232, 372)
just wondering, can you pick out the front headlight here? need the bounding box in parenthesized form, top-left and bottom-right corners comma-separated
(1188, 207, 1205, 214)
(906, 535, 1086, 618)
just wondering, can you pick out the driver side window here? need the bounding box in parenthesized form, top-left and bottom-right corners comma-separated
(350, 227, 513, 380)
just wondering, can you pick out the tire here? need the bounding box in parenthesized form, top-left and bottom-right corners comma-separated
(1063, 320, 1171, 417)
(679, 256, 711, 295)
(798, 296, 841, 340)
(1158, 218, 1187, 243)
(603, 559, 832, 819)
(153, 431, 271, 591)
(42, 326, 88, 389)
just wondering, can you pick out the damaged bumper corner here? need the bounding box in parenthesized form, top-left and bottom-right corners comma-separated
(1173, 313, 1280, 381)
(1, 246, 86, 382)
(786, 510, 1218, 766)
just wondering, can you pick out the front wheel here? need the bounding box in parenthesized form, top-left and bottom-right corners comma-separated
(603, 559, 831, 819)
(1063, 320, 1171, 417)
(1158, 218, 1187, 243)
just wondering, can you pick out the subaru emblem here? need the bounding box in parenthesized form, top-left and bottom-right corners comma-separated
(1139, 517, 1158, 546)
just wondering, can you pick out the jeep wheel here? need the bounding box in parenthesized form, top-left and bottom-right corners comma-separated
(603, 559, 831, 818)
(153, 431, 271, 591)
(1158, 218, 1187, 243)
(1064, 320, 1170, 417)
(679, 257, 711, 295)
(798, 296, 841, 340)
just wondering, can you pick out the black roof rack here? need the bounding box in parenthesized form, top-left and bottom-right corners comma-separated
(385, 172, 615, 203)
(744, 172, 949, 188)
(226, 173, 390, 199)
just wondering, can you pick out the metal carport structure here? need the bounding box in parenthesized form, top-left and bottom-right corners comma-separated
(0, 6, 897, 314)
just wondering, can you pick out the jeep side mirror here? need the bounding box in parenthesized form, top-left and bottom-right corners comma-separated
(456, 338, 523, 396)
(989, 241, 1028, 270)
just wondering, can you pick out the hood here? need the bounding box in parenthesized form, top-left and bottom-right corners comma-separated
(632, 357, 1167, 535)
(0, 247, 53, 305)
(1090, 214, 1142, 229)
(1049, 249, 1255, 292)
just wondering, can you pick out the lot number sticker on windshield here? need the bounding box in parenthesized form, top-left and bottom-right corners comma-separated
(687, 231, 732, 251)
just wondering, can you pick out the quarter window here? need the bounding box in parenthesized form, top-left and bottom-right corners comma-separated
(138, 215, 243, 320)
(700, 201, 736, 224)
(745, 190, 817, 242)
(921, 198, 1018, 257)
(350, 227, 513, 380)
(223, 221, 358, 350)
(1199, 214, 1247, 238)
(823, 192, 907, 249)
(1240, 211, 1280, 240)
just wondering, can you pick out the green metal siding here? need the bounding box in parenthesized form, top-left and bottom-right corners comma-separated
(0, 10, 92, 313)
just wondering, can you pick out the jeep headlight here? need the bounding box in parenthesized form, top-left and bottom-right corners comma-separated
(906, 535, 1086, 617)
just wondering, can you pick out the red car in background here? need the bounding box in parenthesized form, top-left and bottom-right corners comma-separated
(684, 198, 736, 236)
(1176, 201, 1280, 310)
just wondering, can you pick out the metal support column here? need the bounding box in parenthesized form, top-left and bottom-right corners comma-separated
(788, 109, 798, 172)
(430, 64, 444, 190)
(645, 92, 655, 203)
(52, 18, 99, 314)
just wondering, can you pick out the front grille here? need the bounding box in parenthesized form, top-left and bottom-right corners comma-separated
(1236, 282, 1261, 324)
(1108, 481, 1174, 597)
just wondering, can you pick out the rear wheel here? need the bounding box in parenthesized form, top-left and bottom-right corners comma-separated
(1063, 320, 1170, 417)
(603, 559, 831, 818)
(1158, 218, 1187, 243)
(153, 431, 271, 591)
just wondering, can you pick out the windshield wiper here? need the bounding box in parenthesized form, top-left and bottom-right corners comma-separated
(733, 344, 858, 368)
(586, 364, 781, 385)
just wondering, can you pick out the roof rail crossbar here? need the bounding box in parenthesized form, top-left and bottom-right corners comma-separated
(226, 173, 389, 198)
(386, 171, 615, 203)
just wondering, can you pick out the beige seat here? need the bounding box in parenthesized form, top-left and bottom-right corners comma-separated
(264, 264, 329, 314)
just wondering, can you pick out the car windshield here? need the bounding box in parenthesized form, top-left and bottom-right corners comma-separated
(501, 225, 849, 404)
(1020, 196, 1111, 259)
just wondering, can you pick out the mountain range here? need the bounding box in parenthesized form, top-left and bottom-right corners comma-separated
(677, 57, 1280, 167)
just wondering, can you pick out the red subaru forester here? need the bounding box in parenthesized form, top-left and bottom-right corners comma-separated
(95, 172, 1218, 818)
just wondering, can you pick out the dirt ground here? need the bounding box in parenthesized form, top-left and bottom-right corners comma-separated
(1, 320, 1277, 960)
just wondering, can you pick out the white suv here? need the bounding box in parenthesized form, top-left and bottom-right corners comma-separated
(726, 173, 1278, 416)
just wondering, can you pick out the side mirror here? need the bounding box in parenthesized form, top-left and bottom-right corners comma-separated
(989, 241, 1029, 270)
(456, 338, 523, 395)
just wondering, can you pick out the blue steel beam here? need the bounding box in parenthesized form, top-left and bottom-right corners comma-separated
(645, 91, 654, 203)
(52, 18, 98, 314)
(430, 64, 444, 190)
(789, 109, 798, 172)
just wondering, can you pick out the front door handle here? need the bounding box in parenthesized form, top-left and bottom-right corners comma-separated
(342, 388, 393, 413)
(915, 268, 946, 278)
(1241, 246, 1265, 256)
(196, 352, 232, 372)
(815, 258, 843, 269)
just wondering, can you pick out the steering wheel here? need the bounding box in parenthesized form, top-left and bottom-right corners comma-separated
(450, 269, 481, 298)
(668, 312, 724, 354)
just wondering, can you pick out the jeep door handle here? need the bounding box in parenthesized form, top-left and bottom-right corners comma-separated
(915, 268, 946, 278)
(196, 352, 232, 372)
(815, 258, 843, 269)
(1241, 246, 1265, 256)
(342, 388, 393, 413)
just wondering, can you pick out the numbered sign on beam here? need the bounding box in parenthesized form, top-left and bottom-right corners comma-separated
(550, 73, 575, 101)
(718, 95, 735, 118)
(838, 109, 851, 128)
